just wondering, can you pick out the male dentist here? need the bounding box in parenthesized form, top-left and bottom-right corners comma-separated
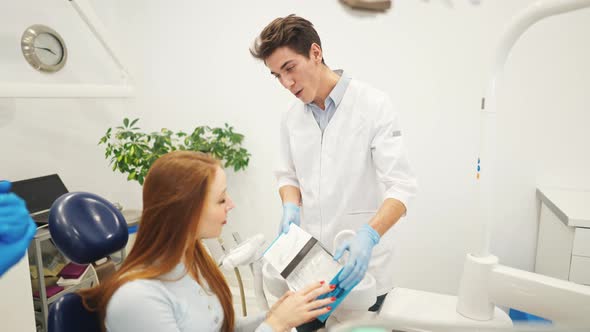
(250, 14, 418, 325)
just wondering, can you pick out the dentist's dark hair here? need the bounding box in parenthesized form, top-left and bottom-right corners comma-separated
(250, 14, 326, 65)
(78, 151, 235, 332)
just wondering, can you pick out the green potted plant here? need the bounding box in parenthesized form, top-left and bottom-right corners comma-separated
(98, 118, 251, 184)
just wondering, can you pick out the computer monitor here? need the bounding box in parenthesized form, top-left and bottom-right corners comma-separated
(11, 174, 69, 221)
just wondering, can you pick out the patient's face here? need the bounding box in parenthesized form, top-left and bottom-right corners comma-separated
(198, 167, 234, 239)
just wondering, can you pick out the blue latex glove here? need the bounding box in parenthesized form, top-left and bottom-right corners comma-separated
(279, 202, 300, 234)
(333, 224, 380, 290)
(0, 181, 37, 276)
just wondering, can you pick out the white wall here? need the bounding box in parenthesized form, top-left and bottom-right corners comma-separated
(1, 2, 589, 327)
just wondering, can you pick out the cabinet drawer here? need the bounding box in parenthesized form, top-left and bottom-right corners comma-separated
(573, 228, 590, 257)
(569, 255, 590, 285)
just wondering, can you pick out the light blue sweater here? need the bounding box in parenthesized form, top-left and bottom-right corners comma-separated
(105, 264, 273, 332)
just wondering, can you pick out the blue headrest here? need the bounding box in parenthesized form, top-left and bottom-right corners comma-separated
(48, 192, 128, 264)
(48, 293, 101, 332)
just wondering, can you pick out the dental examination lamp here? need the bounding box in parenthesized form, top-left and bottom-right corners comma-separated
(457, 0, 590, 324)
(380, 0, 590, 328)
(217, 233, 271, 312)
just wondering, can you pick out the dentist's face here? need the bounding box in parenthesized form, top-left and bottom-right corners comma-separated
(198, 167, 235, 239)
(265, 45, 323, 104)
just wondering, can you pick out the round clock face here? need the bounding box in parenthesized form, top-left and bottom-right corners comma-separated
(21, 25, 67, 72)
(33, 32, 64, 66)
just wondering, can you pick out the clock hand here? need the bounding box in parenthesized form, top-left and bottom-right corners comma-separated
(34, 46, 57, 56)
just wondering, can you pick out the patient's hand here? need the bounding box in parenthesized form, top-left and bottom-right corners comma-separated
(267, 289, 293, 317)
(264, 281, 335, 331)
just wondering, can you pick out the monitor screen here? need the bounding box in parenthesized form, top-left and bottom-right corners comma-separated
(11, 174, 69, 213)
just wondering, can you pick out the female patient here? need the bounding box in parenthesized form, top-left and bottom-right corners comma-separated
(80, 151, 334, 332)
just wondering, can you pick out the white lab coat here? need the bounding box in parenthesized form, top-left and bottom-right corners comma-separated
(275, 79, 417, 294)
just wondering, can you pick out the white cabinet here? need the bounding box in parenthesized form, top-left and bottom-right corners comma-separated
(535, 188, 590, 285)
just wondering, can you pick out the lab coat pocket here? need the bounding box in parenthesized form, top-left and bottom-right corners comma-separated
(346, 210, 376, 215)
(343, 211, 392, 262)
(332, 211, 375, 254)
(341, 210, 376, 233)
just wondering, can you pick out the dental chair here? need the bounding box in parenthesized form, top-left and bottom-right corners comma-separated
(46, 192, 129, 332)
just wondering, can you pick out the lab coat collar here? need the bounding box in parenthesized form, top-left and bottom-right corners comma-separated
(306, 69, 350, 111)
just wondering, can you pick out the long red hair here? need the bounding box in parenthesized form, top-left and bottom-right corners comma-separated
(80, 151, 235, 331)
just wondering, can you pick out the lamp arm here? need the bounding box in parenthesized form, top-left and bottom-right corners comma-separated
(489, 263, 590, 324)
(69, 0, 132, 83)
(477, 0, 590, 258)
(460, 0, 590, 322)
